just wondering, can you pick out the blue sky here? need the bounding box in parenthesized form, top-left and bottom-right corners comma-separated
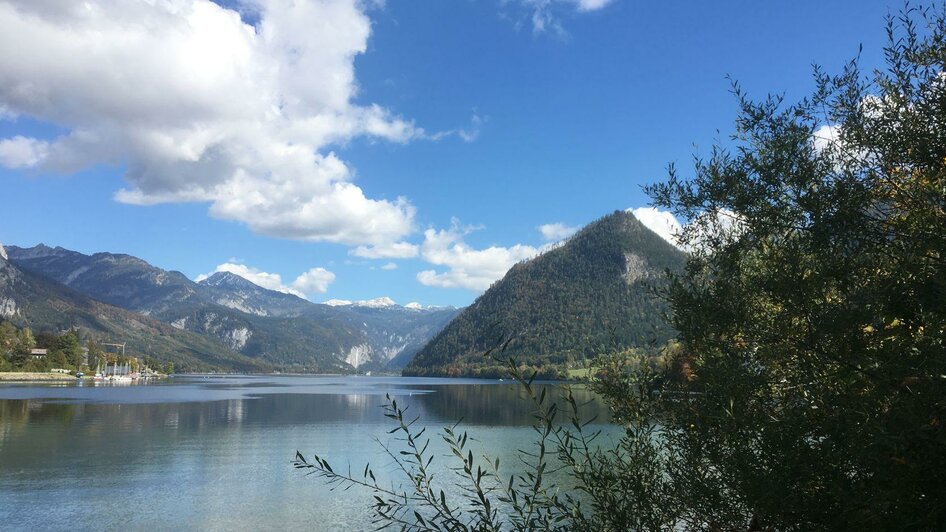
(0, 0, 896, 307)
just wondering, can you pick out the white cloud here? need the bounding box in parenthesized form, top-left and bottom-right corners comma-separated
(628, 207, 685, 250)
(417, 220, 540, 291)
(196, 262, 303, 297)
(380, 262, 398, 270)
(0, 135, 49, 168)
(0, 0, 426, 249)
(574, 0, 613, 11)
(687, 208, 745, 252)
(812, 124, 841, 153)
(291, 267, 336, 295)
(538, 222, 578, 242)
(351, 241, 419, 259)
(505, 0, 613, 35)
(196, 262, 335, 298)
(628, 206, 746, 253)
(427, 113, 484, 143)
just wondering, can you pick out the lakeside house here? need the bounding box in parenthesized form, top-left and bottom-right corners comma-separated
(29, 349, 47, 360)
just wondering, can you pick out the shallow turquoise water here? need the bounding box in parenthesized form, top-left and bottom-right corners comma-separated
(0, 375, 609, 531)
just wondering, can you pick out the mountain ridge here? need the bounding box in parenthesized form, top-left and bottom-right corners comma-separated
(6, 245, 460, 372)
(0, 250, 267, 372)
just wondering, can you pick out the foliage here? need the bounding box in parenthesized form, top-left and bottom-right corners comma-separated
(638, 5, 946, 528)
(406, 211, 686, 377)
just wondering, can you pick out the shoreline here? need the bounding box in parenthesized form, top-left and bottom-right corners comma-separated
(0, 372, 166, 382)
(0, 372, 84, 382)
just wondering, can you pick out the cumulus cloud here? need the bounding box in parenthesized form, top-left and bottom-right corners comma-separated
(628, 207, 685, 249)
(290, 267, 337, 295)
(196, 262, 335, 298)
(417, 220, 540, 291)
(538, 222, 578, 242)
(504, 0, 614, 35)
(0, 0, 427, 248)
(0, 135, 49, 168)
(380, 262, 398, 270)
(812, 124, 842, 153)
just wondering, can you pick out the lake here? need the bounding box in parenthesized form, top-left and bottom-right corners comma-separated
(0, 375, 611, 531)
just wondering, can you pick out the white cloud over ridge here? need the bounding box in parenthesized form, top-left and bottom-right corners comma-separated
(416, 208, 681, 294)
(0, 0, 426, 248)
(628, 207, 684, 250)
(196, 262, 335, 298)
(538, 222, 578, 242)
(417, 220, 541, 291)
(291, 267, 338, 295)
(629, 206, 747, 253)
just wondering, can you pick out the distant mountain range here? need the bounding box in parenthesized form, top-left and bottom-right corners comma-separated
(2, 209, 684, 376)
(404, 210, 686, 377)
(4, 244, 460, 372)
(0, 247, 267, 372)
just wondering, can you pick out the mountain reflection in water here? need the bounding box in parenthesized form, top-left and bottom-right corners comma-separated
(0, 375, 612, 531)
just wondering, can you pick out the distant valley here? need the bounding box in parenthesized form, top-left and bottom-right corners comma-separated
(2, 244, 460, 373)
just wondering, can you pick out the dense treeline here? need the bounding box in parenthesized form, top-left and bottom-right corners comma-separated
(406, 210, 686, 376)
(0, 321, 150, 373)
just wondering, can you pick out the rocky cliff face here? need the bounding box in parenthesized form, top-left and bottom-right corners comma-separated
(0, 251, 19, 319)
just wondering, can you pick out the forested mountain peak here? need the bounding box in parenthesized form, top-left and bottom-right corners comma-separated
(406, 210, 686, 377)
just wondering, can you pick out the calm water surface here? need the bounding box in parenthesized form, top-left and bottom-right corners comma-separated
(0, 375, 610, 531)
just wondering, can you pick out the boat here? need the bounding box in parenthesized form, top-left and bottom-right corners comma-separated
(105, 361, 133, 383)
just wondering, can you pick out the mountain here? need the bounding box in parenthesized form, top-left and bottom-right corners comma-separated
(191, 271, 461, 370)
(405, 210, 687, 377)
(0, 245, 267, 373)
(198, 271, 313, 317)
(6, 245, 460, 372)
(7, 244, 202, 316)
